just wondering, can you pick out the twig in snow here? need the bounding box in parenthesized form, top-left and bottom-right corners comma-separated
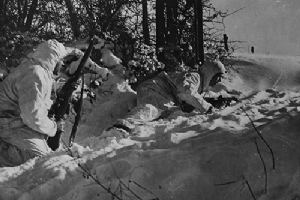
(254, 138, 268, 194)
(214, 179, 241, 186)
(119, 180, 144, 200)
(241, 107, 276, 170)
(119, 183, 124, 200)
(242, 175, 257, 200)
(77, 163, 123, 200)
(129, 179, 159, 199)
(105, 160, 144, 200)
(60, 140, 123, 200)
(108, 156, 160, 200)
(215, 176, 256, 200)
(223, 7, 246, 17)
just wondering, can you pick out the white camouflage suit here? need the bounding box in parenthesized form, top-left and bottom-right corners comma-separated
(0, 40, 110, 166)
(114, 60, 227, 132)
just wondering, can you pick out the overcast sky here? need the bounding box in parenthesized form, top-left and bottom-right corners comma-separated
(212, 0, 300, 56)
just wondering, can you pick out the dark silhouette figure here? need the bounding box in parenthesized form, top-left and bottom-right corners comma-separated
(223, 34, 229, 52)
(251, 46, 255, 54)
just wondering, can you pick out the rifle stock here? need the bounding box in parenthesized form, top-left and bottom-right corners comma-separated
(47, 37, 97, 150)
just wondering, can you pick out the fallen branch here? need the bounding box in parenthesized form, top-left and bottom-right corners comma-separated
(129, 179, 159, 199)
(61, 140, 123, 200)
(108, 159, 160, 200)
(215, 175, 256, 200)
(214, 179, 241, 186)
(254, 138, 268, 194)
(119, 180, 144, 200)
(242, 175, 257, 200)
(222, 7, 246, 17)
(241, 107, 275, 170)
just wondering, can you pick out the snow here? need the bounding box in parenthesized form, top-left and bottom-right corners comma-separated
(1, 53, 300, 200)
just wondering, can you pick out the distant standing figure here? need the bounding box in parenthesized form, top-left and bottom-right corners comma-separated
(224, 34, 229, 52)
(251, 46, 255, 54)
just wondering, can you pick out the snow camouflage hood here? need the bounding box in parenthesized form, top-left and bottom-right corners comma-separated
(26, 40, 110, 77)
(199, 60, 226, 93)
(27, 40, 68, 72)
(165, 60, 226, 112)
(0, 40, 68, 145)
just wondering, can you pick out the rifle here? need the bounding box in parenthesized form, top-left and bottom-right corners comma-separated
(47, 37, 97, 151)
(204, 95, 239, 109)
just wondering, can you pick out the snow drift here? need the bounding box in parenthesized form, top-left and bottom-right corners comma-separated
(1, 53, 300, 200)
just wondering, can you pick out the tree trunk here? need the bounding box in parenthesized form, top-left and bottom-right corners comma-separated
(0, 0, 6, 27)
(166, 0, 178, 44)
(194, 0, 204, 64)
(17, 0, 29, 29)
(22, 0, 29, 25)
(142, 0, 150, 45)
(156, 0, 166, 51)
(102, 1, 124, 32)
(24, 0, 37, 31)
(17, 0, 23, 27)
(65, 0, 80, 39)
(81, 0, 96, 37)
(0, 0, 3, 14)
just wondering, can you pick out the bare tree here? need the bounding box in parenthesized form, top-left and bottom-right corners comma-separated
(194, 0, 204, 63)
(24, 0, 39, 30)
(166, 0, 178, 44)
(81, 0, 96, 36)
(142, 0, 150, 45)
(16, 0, 28, 29)
(0, 0, 8, 27)
(65, 0, 80, 39)
(156, 0, 166, 50)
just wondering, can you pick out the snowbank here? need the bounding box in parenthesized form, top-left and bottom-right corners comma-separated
(1, 53, 300, 200)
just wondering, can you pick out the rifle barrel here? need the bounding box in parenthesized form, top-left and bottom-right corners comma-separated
(47, 37, 97, 150)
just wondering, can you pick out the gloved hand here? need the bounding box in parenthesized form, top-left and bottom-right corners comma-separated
(180, 101, 195, 113)
(47, 120, 65, 151)
(56, 120, 65, 133)
(205, 106, 214, 114)
(71, 79, 81, 90)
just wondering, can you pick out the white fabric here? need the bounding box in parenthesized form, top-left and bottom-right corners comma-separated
(27, 40, 69, 72)
(0, 39, 69, 166)
(100, 48, 122, 68)
(199, 60, 226, 93)
(177, 92, 211, 112)
(0, 39, 113, 166)
(0, 40, 69, 137)
(17, 63, 57, 136)
(67, 49, 110, 79)
(171, 72, 212, 112)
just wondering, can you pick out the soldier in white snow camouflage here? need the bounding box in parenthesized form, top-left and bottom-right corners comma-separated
(0, 39, 110, 166)
(104, 60, 227, 136)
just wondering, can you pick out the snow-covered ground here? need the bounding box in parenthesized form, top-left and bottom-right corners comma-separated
(1, 53, 300, 200)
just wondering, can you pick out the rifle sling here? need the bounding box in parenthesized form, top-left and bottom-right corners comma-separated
(47, 37, 97, 150)
(68, 74, 85, 146)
